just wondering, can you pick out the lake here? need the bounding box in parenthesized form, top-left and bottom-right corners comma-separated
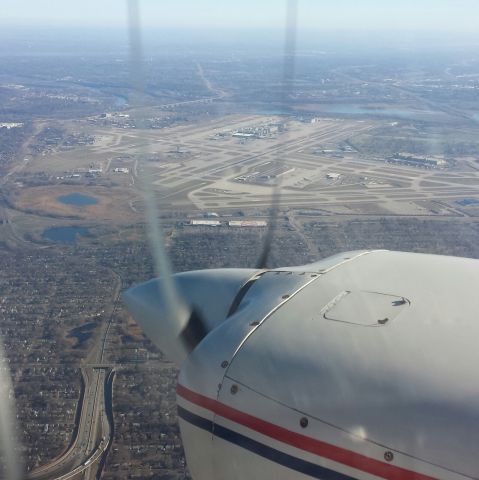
(317, 104, 435, 119)
(42, 226, 89, 244)
(58, 193, 98, 206)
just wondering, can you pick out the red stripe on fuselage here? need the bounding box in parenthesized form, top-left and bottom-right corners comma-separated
(177, 383, 438, 480)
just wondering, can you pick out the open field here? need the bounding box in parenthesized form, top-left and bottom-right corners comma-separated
(10, 185, 135, 222)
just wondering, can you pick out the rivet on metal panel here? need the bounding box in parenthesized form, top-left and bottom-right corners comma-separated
(282, 294, 290, 299)
(250, 321, 260, 327)
(230, 385, 239, 395)
(384, 451, 394, 462)
(311, 274, 318, 277)
(300, 417, 308, 428)
(221, 361, 229, 368)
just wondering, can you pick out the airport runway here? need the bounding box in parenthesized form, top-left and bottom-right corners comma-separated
(86, 115, 479, 217)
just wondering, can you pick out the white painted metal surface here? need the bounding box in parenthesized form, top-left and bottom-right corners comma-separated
(126, 250, 479, 479)
(124, 268, 258, 364)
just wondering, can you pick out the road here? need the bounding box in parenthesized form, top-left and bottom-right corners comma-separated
(27, 271, 122, 480)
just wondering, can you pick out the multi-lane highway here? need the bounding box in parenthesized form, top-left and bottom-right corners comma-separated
(27, 272, 121, 480)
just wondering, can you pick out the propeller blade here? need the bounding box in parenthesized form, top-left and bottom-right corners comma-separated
(124, 1, 260, 365)
(0, 337, 24, 480)
(123, 279, 196, 365)
(255, 188, 280, 269)
(125, 0, 205, 364)
(123, 269, 258, 365)
(256, 0, 298, 269)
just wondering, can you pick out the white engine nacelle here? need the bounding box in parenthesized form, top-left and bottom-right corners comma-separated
(126, 251, 479, 480)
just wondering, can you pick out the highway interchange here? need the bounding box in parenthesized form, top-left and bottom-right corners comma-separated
(26, 274, 120, 480)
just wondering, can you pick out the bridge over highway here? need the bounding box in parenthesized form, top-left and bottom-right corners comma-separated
(27, 271, 121, 480)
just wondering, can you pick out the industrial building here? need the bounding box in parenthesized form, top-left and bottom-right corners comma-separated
(189, 220, 221, 226)
(228, 220, 267, 227)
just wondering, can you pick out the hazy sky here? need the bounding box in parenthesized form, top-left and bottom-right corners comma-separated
(2, 0, 479, 33)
